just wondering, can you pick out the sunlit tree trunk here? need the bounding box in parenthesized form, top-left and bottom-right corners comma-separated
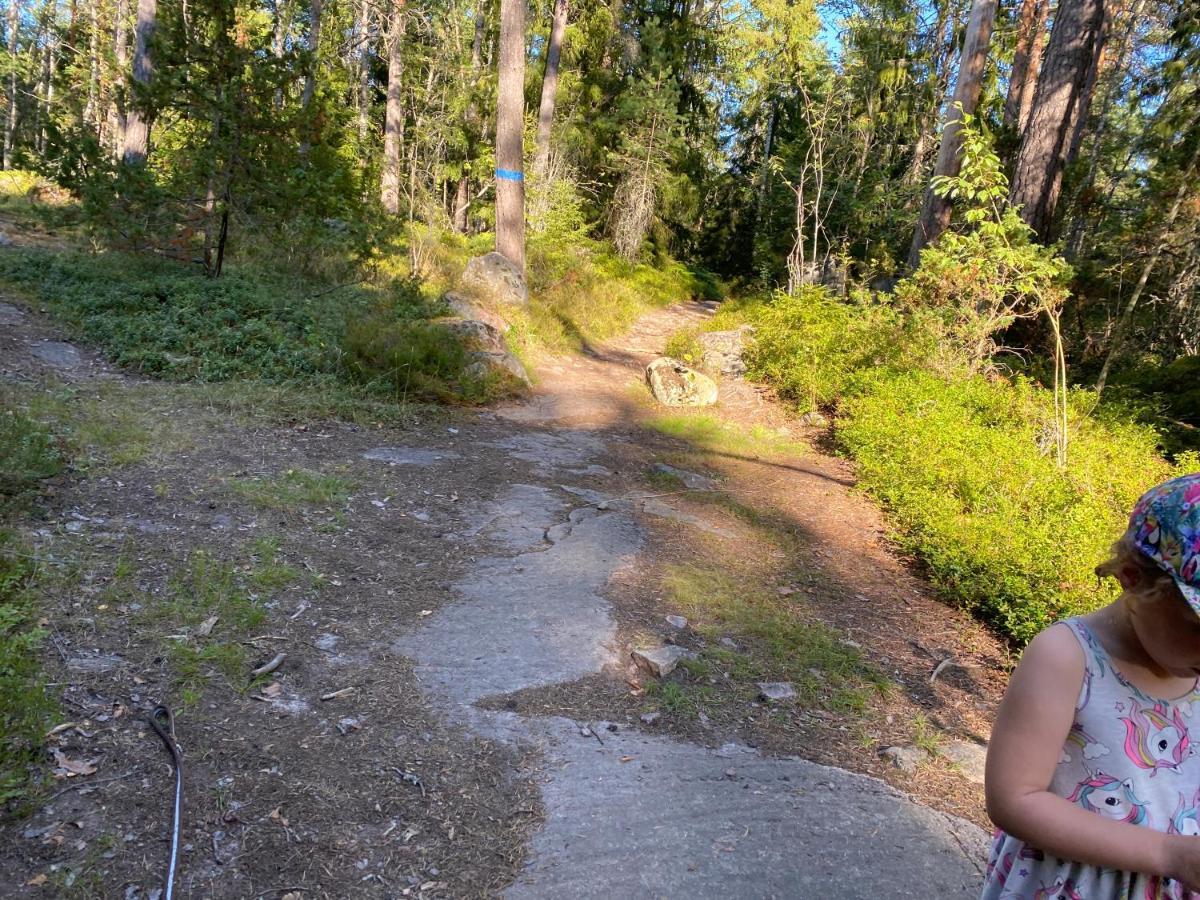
(1009, 0, 1109, 241)
(1003, 0, 1048, 135)
(907, 0, 998, 269)
(298, 0, 322, 155)
(355, 0, 370, 145)
(122, 0, 156, 165)
(109, 0, 129, 158)
(380, 0, 405, 215)
(532, 0, 567, 179)
(494, 0, 524, 270)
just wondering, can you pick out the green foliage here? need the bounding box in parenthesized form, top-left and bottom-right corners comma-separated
(0, 532, 54, 806)
(0, 407, 64, 508)
(902, 111, 1073, 371)
(228, 468, 355, 510)
(741, 286, 925, 411)
(838, 369, 1179, 644)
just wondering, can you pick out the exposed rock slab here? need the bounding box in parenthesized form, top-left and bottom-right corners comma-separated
(363, 447, 460, 466)
(942, 739, 988, 785)
(444, 290, 511, 334)
(698, 325, 754, 377)
(31, 340, 83, 370)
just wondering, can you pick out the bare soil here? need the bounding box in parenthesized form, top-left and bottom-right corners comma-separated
(0, 269, 1009, 898)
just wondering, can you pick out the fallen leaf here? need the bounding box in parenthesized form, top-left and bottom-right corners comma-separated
(51, 749, 97, 778)
(619, 755, 635, 763)
(269, 806, 289, 827)
(262, 682, 283, 698)
(25, 874, 47, 886)
(197, 615, 219, 636)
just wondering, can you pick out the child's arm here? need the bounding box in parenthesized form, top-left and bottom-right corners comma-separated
(986, 623, 1200, 887)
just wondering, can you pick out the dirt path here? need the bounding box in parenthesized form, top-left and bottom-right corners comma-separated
(1, 293, 1006, 898)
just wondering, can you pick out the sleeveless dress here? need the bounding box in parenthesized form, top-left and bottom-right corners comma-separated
(982, 618, 1200, 900)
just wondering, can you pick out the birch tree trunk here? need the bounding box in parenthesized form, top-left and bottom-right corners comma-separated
(121, 0, 156, 165)
(494, 0, 525, 271)
(298, 0, 322, 154)
(355, 0, 371, 144)
(1003, 0, 1048, 134)
(380, 0, 405, 215)
(532, 0, 567, 179)
(109, 0, 129, 158)
(907, 0, 998, 269)
(1009, 0, 1109, 242)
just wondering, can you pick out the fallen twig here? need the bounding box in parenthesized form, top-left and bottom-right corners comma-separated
(251, 653, 286, 677)
(320, 687, 355, 701)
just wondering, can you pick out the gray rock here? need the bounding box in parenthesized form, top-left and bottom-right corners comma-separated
(363, 447, 461, 466)
(66, 654, 124, 674)
(433, 316, 506, 354)
(464, 350, 531, 387)
(798, 410, 829, 428)
(757, 681, 796, 702)
(31, 340, 83, 370)
(639, 711, 661, 726)
(719, 636, 739, 650)
(640, 499, 736, 538)
(444, 291, 511, 334)
(645, 357, 718, 407)
(941, 739, 987, 785)
(665, 615, 688, 630)
(651, 463, 716, 491)
(631, 645, 695, 678)
(697, 325, 755, 377)
(0, 301, 24, 325)
(461, 251, 529, 306)
(882, 745, 929, 774)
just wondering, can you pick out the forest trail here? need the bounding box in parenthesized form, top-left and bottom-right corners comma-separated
(1, 292, 1005, 898)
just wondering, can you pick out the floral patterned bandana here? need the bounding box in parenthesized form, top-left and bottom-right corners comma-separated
(1128, 473, 1200, 614)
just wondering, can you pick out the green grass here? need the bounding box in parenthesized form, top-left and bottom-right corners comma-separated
(646, 411, 806, 460)
(228, 467, 355, 510)
(661, 562, 889, 711)
(140, 544, 298, 701)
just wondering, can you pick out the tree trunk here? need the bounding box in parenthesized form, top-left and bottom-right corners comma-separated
(452, 4, 487, 233)
(5, 0, 19, 168)
(380, 0, 405, 215)
(1003, 0, 1047, 134)
(121, 0, 156, 165)
(494, 0, 525, 271)
(299, 0, 322, 111)
(109, 0, 129, 157)
(298, 0, 322, 155)
(1009, 0, 1108, 242)
(532, 0, 567, 179)
(907, 0, 998, 269)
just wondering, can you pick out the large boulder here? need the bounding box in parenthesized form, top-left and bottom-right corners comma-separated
(461, 252, 529, 306)
(444, 291, 511, 334)
(646, 357, 718, 407)
(432, 316, 506, 354)
(697, 325, 755, 377)
(464, 350, 530, 387)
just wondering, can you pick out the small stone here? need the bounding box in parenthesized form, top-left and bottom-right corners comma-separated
(798, 410, 829, 428)
(66, 654, 123, 674)
(665, 615, 688, 630)
(941, 739, 988, 785)
(631, 645, 694, 678)
(639, 712, 660, 726)
(719, 637, 738, 650)
(882, 745, 929, 774)
(756, 681, 796, 702)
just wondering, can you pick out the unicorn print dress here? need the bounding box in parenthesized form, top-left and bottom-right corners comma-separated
(982, 619, 1200, 900)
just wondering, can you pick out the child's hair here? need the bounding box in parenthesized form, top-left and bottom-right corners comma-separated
(1096, 532, 1185, 605)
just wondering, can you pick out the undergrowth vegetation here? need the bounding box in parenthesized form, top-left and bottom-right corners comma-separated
(0, 406, 63, 805)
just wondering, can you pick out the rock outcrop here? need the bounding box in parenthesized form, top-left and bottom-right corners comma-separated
(697, 325, 755, 377)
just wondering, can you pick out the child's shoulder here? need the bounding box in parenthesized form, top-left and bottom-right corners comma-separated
(1010, 621, 1087, 691)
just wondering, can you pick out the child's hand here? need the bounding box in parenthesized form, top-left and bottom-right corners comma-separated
(1164, 835, 1200, 891)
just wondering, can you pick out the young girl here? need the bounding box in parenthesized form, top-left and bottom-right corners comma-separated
(984, 473, 1200, 899)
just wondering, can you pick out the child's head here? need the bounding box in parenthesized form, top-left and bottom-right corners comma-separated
(1097, 473, 1200, 675)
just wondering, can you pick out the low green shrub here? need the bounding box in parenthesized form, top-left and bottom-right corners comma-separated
(740, 287, 929, 412)
(838, 369, 1182, 644)
(0, 407, 64, 507)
